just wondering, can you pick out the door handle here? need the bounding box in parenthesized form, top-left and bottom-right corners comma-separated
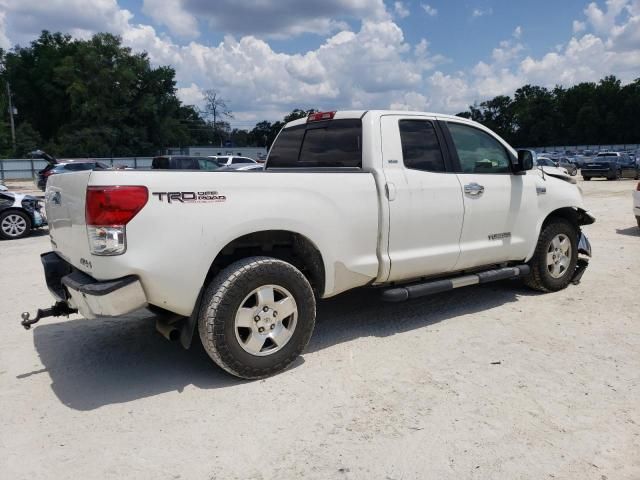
(385, 182, 397, 201)
(464, 182, 485, 196)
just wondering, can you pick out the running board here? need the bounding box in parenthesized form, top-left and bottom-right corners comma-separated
(381, 264, 531, 302)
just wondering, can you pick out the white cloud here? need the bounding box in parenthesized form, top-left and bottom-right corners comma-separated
(584, 0, 628, 34)
(573, 20, 586, 33)
(1, 0, 639, 123)
(178, 0, 389, 38)
(142, 0, 199, 38)
(421, 4, 438, 16)
(394, 1, 410, 19)
(0, 0, 132, 46)
(472, 8, 493, 18)
(0, 11, 10, 49)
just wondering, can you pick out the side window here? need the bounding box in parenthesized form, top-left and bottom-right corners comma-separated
(399, 120, 445, 172)
(232, 157, 245, 164)
(448, 122, 511, 174)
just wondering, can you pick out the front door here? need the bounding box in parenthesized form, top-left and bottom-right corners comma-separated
(441, 120, 538, 270)
(380, 115, 465, 282)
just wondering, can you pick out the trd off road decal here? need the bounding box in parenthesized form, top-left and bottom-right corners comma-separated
(152, 191, 226, 203)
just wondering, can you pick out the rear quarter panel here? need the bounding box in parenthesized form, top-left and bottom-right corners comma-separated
(84, 170, 380, 316)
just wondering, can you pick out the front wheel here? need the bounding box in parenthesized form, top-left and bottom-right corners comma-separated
(524, 218, 578, 292)
(198, 257, 316, 379)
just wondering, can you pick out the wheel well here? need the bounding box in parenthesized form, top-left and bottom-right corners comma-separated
(542, 207, 593, 230)
(205, 231, 325, 296)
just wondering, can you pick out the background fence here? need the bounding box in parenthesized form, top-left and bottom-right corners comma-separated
(0, 157, 154, 181)
(2, 143, 639, 181)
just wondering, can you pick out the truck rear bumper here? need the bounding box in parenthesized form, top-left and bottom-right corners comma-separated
(41, 252, 147, 319)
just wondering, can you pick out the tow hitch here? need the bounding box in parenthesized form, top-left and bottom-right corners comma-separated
(20, 301, 77, 330)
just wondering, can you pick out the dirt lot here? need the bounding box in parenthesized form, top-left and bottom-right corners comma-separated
(1, 178, 638, 480)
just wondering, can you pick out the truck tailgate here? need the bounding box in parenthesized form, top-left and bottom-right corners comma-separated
(45, 171, 93, 270)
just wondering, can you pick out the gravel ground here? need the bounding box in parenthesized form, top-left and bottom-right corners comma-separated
(1, 178, 638, 480)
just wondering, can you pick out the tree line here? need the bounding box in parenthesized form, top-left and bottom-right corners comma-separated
(1, 30, 638, 158)
(0, 31, 314, 158)
(456, 76, 640, 147)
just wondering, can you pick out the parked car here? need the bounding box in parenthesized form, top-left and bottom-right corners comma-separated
(152, 156, 218, 170)
(617, 154, 640, 179)
(634, 182, 640, 228)
(209, 155, 257, 167)
(37, 159, 110, 190)
(535, 157, 570, 176)
(571, 155, 589, 168)
(582, 152, 624, 180)
(0, 190, 46, 240)
(151, 156, 260, 171)
(218, 163, 264, 171)
(557, 157, 578, 176)
(29, 109, 594, 379)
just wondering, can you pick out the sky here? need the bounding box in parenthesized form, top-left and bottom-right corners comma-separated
(0, 0, 639, 129)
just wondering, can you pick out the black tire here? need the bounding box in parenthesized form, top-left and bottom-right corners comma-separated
(524, 218, 578, 293)
(198, 256, 316, 379)
(583, 176, 591, 181)
(0, 210, 32, 240)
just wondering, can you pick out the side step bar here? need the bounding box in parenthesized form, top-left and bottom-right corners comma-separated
(381, 264, 530, 302)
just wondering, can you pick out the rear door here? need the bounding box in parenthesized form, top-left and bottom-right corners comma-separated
(381, 115, 465, 282)
(441, 119, 538, 269)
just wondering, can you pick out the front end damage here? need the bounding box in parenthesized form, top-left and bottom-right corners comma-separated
(571, 231, 592, 285)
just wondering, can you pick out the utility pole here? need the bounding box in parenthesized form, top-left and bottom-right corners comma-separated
(6, 82, 16, 149)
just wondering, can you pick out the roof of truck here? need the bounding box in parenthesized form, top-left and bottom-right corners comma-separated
(284, 110, 474, 128)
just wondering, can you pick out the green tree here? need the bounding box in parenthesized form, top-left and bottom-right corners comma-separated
(1, 31, 207, 156)
(13, 122, 42, 157)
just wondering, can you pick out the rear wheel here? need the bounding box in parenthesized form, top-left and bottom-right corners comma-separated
(524, 218, 578, 292)
(0, 210, 31, 240)
(198, 257, 316, 379)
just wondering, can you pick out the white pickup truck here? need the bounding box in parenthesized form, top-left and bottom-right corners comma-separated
(24, 110, 594, 379)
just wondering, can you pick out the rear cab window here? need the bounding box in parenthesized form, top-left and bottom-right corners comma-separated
(267, 119, 362, 169)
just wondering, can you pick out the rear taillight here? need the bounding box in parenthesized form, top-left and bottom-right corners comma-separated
(86, 186, 148, 255)
(43, 170, 54, 177)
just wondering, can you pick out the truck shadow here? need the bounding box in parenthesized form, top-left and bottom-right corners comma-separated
(615, 226, 640, 237)
(28, 281, 536, 410)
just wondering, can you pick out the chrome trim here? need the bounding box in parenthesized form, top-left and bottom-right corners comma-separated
(464, 182, 485, 196)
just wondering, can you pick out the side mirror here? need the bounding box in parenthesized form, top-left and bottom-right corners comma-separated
(516, 149, 535, 171)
